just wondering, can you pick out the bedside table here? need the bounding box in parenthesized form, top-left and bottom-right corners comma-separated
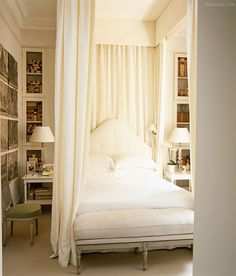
(164, 171, 192, 192)
(22, 173, 53, 205)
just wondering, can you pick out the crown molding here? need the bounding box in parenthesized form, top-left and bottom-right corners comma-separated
(6, 0, 56, 31)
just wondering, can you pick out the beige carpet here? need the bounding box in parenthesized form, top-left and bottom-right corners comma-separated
(3, 208, 193, 276)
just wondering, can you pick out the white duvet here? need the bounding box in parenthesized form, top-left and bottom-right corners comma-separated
(77, 169, 194, 214)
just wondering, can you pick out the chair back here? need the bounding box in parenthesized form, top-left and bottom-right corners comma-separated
(1, 176, 13, 214)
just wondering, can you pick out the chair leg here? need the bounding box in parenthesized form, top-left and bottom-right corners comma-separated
(30, 220, 34, 247)
(11, 221, 14, 236)
(35, 219, 39, 236)
(3, 219, 7, 247)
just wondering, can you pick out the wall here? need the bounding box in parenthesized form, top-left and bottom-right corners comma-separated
(193, 2, 236, 275)
(0, 8, 22, 275)
(21, 30, 56, 48)
(155, 0, 187, 44)
(0, 13, 22, 205)
(95, 19, 156, 46)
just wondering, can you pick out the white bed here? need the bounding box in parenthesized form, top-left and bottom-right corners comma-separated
(74, 119, 194, 274)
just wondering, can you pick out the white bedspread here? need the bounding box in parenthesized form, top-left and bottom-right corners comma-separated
(77, 170, 194, 214)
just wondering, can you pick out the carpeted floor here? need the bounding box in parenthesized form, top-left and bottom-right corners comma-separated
(3, 208, 193, 276)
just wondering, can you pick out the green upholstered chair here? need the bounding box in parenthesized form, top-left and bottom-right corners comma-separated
(2, 179, 41, 246)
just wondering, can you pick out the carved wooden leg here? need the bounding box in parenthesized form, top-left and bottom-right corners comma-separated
(3, 219, 7, 247)
(35, 219, 39, 235)
(11, 221, 13, 236)
(76, 248, 81, 274)
(143, 243, 148, 271)
(30, 220, 34, 246)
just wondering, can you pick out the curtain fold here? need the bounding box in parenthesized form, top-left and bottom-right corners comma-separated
(51, 0, 95, 266)
(187, 0, 197, 193)
(91, 45, 157, 144)
(156, 39, 167, 173)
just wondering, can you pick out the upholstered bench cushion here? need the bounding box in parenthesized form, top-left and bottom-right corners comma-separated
(6, 203, 41, 219)
(74, 208, 194, 241)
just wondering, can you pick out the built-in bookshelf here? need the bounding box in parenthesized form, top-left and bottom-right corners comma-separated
(174, 53, 190, 131)
(173, 53, 191, 190)
(22, 48, 47, 176)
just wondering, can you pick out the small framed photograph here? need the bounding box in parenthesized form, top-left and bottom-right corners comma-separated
(27, 161, 35, 174)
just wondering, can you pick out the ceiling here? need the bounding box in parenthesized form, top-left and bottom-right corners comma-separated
(6, 0, 171, 31)
(96, 0, 171, 21)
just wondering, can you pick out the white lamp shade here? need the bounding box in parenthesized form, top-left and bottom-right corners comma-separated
(30, 126, 54, 143)
(169, 127, 190, 144)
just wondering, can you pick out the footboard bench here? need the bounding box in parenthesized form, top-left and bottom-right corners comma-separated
(74, 208, 194, 274)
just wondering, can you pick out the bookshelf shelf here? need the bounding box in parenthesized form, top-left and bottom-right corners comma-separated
(173, 53, 191, 191)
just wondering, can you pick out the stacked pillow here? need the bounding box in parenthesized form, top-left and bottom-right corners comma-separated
(88, 154, 158, 173)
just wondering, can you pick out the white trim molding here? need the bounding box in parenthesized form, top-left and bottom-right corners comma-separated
(6, 0, 56, 31)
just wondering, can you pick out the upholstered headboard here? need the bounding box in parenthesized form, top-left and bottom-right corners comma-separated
(90, 119, 152, 158)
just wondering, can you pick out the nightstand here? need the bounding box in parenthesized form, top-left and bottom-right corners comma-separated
(23, 173, 53, 205)
(164, 171, 192, 192)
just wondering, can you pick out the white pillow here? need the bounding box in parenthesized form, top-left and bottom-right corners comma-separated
(112, 154, 157, 170)
(88, 155, 114, 171)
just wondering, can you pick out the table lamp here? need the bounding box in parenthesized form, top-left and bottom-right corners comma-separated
(169, 127, 190, 170)
(30, 126, 54, 164)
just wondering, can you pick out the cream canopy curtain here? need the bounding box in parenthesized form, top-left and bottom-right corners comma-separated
(92, 45, 157, 143)
(187, 0, 197, 193)
(51, 0, 95, 267)
(156, 39, 167, 173)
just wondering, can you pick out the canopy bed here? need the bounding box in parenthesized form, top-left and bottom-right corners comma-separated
(73, 119, 194, 274)
(51, 0, 196, 271)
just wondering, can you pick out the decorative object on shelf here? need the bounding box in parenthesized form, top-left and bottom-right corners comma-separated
(30, 126, 54, 164)
(27, 79, 42, 94)
(169, 127, 190, 172)
(178, 57, 188, 77)
(166, 160, 177, 173)
(26, 101, 42, 121)
(42, 164, 53, 176)
(26, 161, 36, 175)
(177, 104, 189, 123)
(27, 150, 42, 172)
(26, 52, 42, 94)
(27, 58, 42, 74)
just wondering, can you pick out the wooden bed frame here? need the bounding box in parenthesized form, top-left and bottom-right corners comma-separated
(74, 119, 194, 274)
(75, 237, 193, 274)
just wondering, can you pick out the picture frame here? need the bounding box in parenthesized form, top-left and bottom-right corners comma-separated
(1, 154, 7, 177)
(8, 120, 18, 149)
(8, 86, 18, 117)
(0, 44, 8, 81)
(8, 53, 18, 89)
(1, 119, 8, 152)
(26, 161, 36, 175)
(8, 151, 18, 181)
(0, 81, 8, 115)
